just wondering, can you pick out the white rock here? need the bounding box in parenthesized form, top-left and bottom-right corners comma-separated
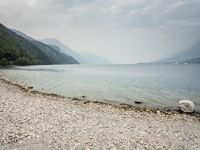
(179, 100, 195, 113)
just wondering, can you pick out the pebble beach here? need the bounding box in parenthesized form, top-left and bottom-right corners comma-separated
(0, 79, 200, 150)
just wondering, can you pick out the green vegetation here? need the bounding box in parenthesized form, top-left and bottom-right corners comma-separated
(0, 23, 79, 66)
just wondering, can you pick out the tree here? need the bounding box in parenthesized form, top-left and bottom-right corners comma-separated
(16, 57, 30, 65)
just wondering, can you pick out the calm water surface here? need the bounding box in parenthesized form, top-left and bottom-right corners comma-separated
(0, 64, 200, 110)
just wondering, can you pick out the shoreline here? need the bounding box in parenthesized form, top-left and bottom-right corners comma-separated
(0, 77, 200, 117)
(1, 78, 200, 149)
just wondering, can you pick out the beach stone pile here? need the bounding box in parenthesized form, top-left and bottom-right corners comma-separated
(0, 80, 200, 150)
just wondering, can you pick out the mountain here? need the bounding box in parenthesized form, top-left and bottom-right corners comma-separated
(158, 41, 200, 63)
(80, 52, 111, 64)
(42, 38, 111, 64)
(10, 28, 33, 41)
(41, 38, 86, 64)
(0, 23, 79, 66)
(182, 57, 200, 64)
(11, 29, 79, 64)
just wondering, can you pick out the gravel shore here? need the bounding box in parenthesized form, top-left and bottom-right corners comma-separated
(0, 79, 200, 150)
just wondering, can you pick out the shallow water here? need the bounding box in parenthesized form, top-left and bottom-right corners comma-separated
(0, 64, 200, 110)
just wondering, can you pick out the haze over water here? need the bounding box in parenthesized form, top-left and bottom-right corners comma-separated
(1, 64, 200, 110)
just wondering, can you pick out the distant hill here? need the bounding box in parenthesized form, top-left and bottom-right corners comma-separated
(0, 23, 79, 66)
(156, 41, 200, 64)
(182, 57, 200, 64)
(80, 52, 111, 64)
(10, 28, 33, 41)
(42, 38, 111, 64)
(41, 38, 86, 64)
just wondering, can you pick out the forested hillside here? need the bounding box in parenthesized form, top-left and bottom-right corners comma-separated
(0, 23, 79, 66)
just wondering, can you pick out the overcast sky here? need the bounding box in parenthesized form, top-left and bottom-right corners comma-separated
(0, 0, 200, 64)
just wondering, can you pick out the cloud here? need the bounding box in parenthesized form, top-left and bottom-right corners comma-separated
(0, 0, 200, 63)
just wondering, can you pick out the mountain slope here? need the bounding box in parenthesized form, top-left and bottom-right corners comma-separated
(182, 57, 200, 64)
(42, 38, 111, 64)
(42, 38, 86, 64)
(11, 28, 79, 65)
(158, 41, 200, 63)
(0, 23, 79, 66)
(10, 28, 33, 41)
(80, 52, 111, 64)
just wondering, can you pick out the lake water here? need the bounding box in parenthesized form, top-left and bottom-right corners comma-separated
(0, 64, 200, 110)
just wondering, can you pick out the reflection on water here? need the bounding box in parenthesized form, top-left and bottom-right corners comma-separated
(1, 64, 200, 110)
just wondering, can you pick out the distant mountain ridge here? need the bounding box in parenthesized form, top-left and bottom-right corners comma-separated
(42, 38, 87, 64)
(156, 41, 200, 64)
(0, 23, 79, 66)
(80, 52, 111, 64)
(182, 57, 200, 64)
(42, 38, 111, 64)
(10, 28, 33, 41)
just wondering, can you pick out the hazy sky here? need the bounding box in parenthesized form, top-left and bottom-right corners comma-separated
(0, 0, 200, 63)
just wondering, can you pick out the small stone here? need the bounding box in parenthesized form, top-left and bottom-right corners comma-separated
(82, 95, 87, 98)
(134, 101, 142, 104)
(28, 86, 33, 89)
(156, 110, 161, 114)
(72, 97, 80, 101)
